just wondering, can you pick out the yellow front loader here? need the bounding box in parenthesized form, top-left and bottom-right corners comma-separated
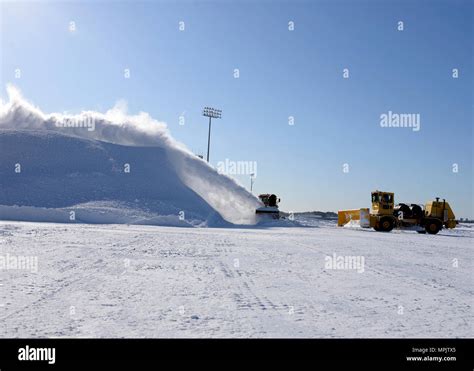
(338, 191, 458, 234)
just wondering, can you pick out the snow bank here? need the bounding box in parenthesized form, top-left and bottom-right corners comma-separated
(0, 85, 261, 225)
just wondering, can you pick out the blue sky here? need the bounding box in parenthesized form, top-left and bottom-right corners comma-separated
(1, 0, 472, 218)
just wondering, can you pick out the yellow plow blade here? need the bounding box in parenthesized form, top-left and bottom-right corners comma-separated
(337, 208, 370, 227)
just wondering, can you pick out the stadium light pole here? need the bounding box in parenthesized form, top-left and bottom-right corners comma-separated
(250, 173, 255, 193)
(202, 107, 222, 162)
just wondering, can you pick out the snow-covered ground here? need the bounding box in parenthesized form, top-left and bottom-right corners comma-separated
(1, 219, 472, 338)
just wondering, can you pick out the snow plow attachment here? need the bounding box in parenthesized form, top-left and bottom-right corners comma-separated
(337, 208, 370, 227)
(255, 206, 280, 218)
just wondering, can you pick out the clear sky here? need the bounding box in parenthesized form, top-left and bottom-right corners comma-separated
(1, 0, 472, 218)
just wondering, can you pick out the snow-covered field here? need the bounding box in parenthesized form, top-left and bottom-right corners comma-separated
(1, 219, 472, 338)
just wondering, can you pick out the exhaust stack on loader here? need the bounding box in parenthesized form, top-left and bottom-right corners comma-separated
(338, 191, 457, 234)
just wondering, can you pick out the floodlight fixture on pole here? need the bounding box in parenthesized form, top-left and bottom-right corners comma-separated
(202, 107, 222, 162)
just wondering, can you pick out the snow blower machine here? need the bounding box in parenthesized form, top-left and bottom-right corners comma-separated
(337, 190, 457, 234)
(256, 194, 280, 219)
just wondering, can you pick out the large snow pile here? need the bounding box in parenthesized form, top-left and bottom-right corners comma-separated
(0, 85, 260, 226)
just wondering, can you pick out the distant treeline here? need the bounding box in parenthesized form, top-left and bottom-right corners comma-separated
(288, 211, 338, 219)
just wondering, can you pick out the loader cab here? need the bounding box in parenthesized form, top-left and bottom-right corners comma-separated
(371, 191, 394, 216)
(256, 194, 281, 219)
(258, 194, 280, 207)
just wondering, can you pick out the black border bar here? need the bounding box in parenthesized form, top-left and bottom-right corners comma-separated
(0, 338, 472, 367)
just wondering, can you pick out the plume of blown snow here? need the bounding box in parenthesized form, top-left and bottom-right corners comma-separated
(0, 85, 261, 224)
(0, 84, 180, 149)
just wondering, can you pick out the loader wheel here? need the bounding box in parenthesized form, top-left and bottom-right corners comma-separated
(379, 217, 394, 232)
(425, 220, 441, 235)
